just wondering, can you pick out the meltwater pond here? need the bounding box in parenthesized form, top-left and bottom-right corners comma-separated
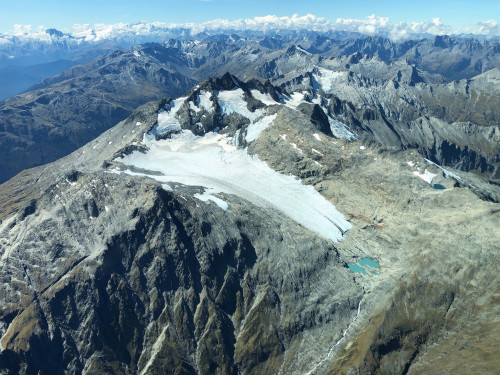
(348, 258, 380, 275)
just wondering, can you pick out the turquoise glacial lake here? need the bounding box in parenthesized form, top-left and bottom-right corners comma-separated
(348, 257, 380, 275)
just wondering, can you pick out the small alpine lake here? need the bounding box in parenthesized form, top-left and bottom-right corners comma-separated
(348, 257, 380, 275)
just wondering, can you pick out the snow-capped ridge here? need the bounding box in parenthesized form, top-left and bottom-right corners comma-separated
(149, 73, 351, 147)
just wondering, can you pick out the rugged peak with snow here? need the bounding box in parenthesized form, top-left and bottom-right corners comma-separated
(145, 73, 356, 149)
(45, 28, 67, 38)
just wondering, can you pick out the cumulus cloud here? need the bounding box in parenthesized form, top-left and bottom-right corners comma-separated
(460, 19, 500, 36)
(13, 24, 32, 35)
(328, 15, 454, 41)
(6, 14, 500, 41)
(334, 14, 390, 34)
(179, 14, 499, 40)
(168, 14, 332, 34)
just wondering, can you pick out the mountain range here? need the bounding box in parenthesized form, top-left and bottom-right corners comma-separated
(0, 29, 499, 374)
(1, 34, 499, 187)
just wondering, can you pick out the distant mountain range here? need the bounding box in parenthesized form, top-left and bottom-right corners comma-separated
(1, 22, 499, 97)
(0, 33, 499, 186)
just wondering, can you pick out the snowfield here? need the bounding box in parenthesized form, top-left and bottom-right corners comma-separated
(217, 88, 263, 121)
(115, 123, 351, 242)
(150, 97, 186, 136)
(413, 169, 437, 184)
(312, 67, 347, 92)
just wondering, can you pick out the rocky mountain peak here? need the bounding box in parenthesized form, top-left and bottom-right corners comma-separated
(394, 64, 425, 86)
(45, 28, 65, 38)
(433, 34, 455, 48)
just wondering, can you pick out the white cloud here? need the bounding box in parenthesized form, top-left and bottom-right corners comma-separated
(460, 19, 500, 36)
(13, 24, 32, 35)
(358, 24, 377, 35)
(177, 14, 498, 40)
(4, 15, 500, 42)
(169, 14, 332, 33)
(330, 15, 453, 41)
(389, 26, 411, 42)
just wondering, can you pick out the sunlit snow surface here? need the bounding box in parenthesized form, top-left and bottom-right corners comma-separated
(197, 91, 214, 111)
(250, 90, 279, 106)
(329, 118, 356, 140)
(245, 114, 277, 142)
(413, 169, 437, 184)
(313, 67, 347, 92)
(117, 129, 351, 242)
(151, 97, 186, 136)
(217, 88, 263, 121)
(194, 188, 229, 211)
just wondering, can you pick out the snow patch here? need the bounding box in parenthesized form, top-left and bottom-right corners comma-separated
(329, 118, 356, 140)
(189, 101, 201, 113)
(296, 45, 312, 55)
(149, 97, 186, 139)
(194, 189, 228, 211)
(290, 143, 303, 153)
(313, 133, 321, 141)
(311, 96, 322, 105)
(413, 169, 437, 184)
(250, 90, 278, 106)
(197, 91, 214, 111)
(218, 88, 262, 121)
(285, 92, 306, 109)
(311, 148, 323, 156)
(245, 114, 277, 142)
(424, 158, 461, 181)
(313, 67, 347, 92)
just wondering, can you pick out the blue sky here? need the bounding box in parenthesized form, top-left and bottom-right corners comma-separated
(1, 0, 499, 33)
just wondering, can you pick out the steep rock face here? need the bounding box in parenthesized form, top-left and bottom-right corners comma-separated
(0, 172, 359, 375)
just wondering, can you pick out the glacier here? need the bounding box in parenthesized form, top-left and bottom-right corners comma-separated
(114, 114, 351, 242)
